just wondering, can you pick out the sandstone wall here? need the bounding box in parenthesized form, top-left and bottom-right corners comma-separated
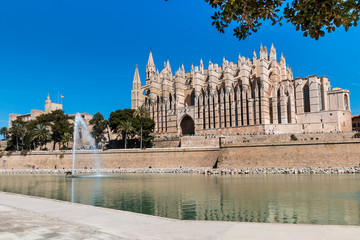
(0, 148, 219, 170)
(218, 140, 360, 168)
(2, 139, 360, 170)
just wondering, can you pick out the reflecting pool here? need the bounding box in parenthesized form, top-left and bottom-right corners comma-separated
(0, 174, 360, 225)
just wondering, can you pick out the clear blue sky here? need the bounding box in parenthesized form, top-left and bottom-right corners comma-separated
(1, 0, 360, 129)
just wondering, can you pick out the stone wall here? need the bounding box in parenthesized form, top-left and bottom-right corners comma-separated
(1, 138, 360, 170)
(0, 148, 219, 170)
(218, 140, 360, 168)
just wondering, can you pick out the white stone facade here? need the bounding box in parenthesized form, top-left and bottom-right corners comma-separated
(131, 45, 351, 136)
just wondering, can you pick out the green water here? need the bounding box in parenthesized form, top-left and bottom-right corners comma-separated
(0, 174, 360, 225)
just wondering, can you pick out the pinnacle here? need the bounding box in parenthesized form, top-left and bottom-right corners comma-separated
(133, 65, 141, 84)
(147, 51, 155, 67)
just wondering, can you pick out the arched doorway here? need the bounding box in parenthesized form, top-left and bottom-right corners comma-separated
(180, 115, 195, 135)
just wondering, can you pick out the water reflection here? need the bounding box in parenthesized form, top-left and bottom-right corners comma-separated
(0, 174, 360, 225)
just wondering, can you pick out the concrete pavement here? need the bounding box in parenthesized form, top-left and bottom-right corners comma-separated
(0, 191, 360, 240)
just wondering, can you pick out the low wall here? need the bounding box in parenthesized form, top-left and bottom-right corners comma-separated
(2, 139, 360, 170)
(0, 148, 219, 170)
(218, 140, 360, 168)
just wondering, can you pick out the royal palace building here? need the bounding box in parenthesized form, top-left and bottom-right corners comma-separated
(131, 45, 351, 137)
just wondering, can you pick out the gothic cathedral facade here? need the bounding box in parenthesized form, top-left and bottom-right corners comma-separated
(131, 45, 351, 137)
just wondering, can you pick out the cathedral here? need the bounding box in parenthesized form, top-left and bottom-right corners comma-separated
(131, 45, 351, 137)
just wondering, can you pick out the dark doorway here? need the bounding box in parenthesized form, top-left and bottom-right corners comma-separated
(180, 115, 195, 135)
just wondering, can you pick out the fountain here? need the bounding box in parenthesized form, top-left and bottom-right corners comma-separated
(71, 113, 100, 176)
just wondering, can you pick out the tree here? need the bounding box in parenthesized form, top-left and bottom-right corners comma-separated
(9, 119, 26, 151)
(133, 105, 150, 149)
(37, 110, 73, 150)
(0, 127, 8, 140)
(117, 120, 135, 149)
(31, 124, 51, 150)
(166, 0, 360, 40)
(89, 112, 108, 148)
(109, 108, 155, 148)
(61, 132, 72, 149)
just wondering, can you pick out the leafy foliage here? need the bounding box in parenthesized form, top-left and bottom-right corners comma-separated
(117, 120, 135, 149)
(46, 110, 73, 150)
(7, 111, 72, 151)
(0, 127, 8, 140)
(89, 112, 108, 148)
(109, 108, 155, 148)
(133, 105, 151, 149)
(8, 119, 27, 151)
(166, 0, 360, 40)
(31, 124, 51, 150)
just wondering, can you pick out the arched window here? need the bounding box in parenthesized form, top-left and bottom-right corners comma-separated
(169, 94, 172, 109)
(303, 84, 310, 112)
(190, 89, 195, 106)
(344, 94, 349, 110)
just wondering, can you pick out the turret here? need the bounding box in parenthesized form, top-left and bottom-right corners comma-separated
(44, 94, 52, 113)
(131, 65, 143, 109)
(146, 51, 156, 82)
(270, 44, 276, 61)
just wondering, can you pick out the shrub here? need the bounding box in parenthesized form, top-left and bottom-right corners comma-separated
(20, 150, 29, 156)
(354, 133, 360, 138)
(290, 134, 298, 141)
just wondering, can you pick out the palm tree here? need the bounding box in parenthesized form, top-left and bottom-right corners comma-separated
(133, 105, 149, 149)
(0, 127, 8, 140)
(31, 124, 51, 150)
(61, 132, 72, 149)
(117, 120, 134, 149)
(10, 122, 26, 151)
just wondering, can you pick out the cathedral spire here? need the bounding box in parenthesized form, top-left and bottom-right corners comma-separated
(146, 51, 156, 81)
(166, 59, 172, 74)
(253, 50, 257, 59)
(131, 65, 142, 110)
(147, 51, 155, 67)
(270, 43, 276, 61)
(132, 65, 141, 87)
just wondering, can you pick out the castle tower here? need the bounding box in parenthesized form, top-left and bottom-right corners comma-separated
(44, 94, 52, 113)
(131, 65, 142, 109)
(44, 94, 63, 113)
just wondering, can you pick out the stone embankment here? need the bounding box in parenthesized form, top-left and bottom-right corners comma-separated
(1, 167, 360, 175)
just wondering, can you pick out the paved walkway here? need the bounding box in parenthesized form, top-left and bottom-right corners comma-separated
(0, 191, 360, 240)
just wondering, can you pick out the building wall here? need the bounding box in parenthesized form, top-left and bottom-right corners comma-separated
(131, 45, 352, 137)
(0, 148, 219, 170)
(218, 140, 360, 168)
(8, 95, 62, 128)
(352, 115, 360, 132)
(1, 139, 360, 170)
